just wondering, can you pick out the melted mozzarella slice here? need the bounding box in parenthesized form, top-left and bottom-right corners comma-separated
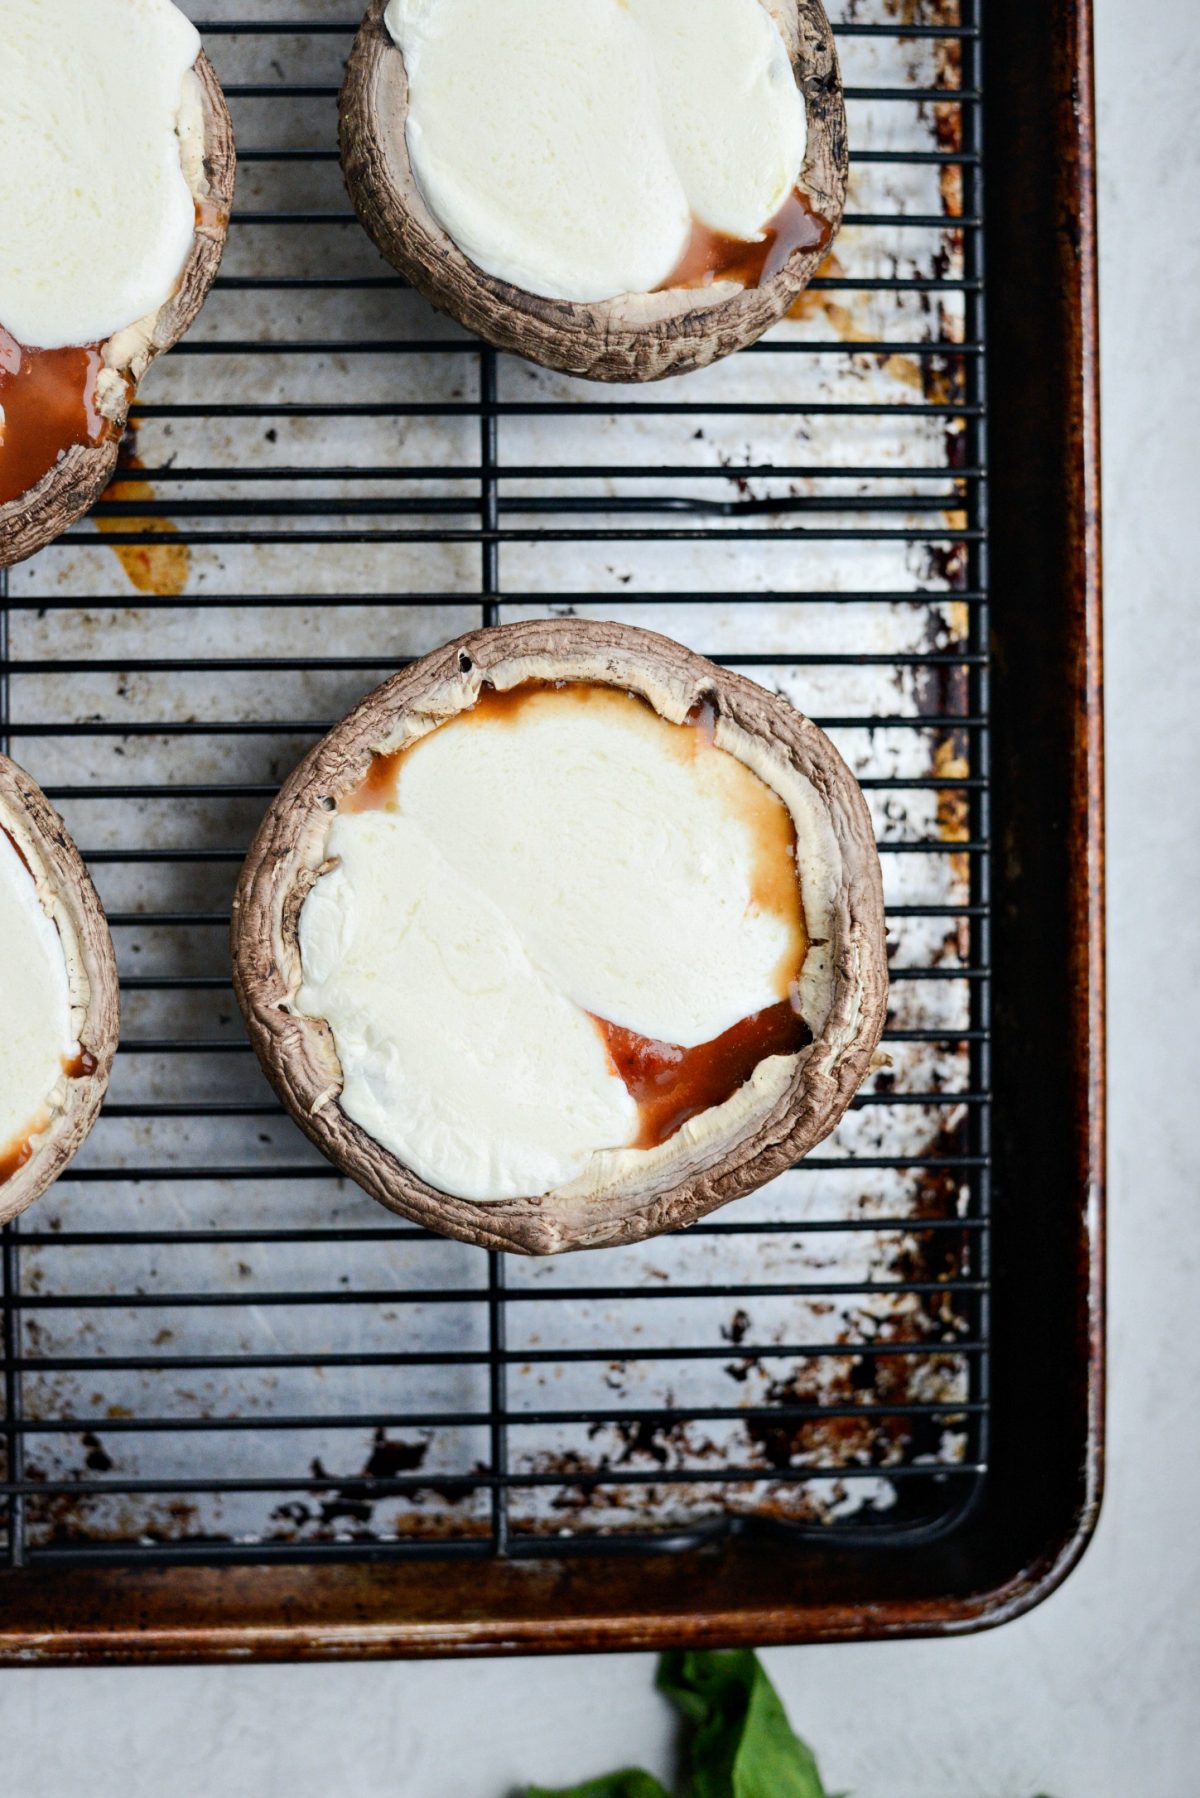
(0, 0, 201, 349)
(394, 686, 802, 1047)
(298, 811, 638, 1202)
(629, 0, 807, 238)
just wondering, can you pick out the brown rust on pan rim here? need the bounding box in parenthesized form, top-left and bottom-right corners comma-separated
(231, 619, 888, 1255)
(0, 756, 120, 1227)
(0, 52, 236, 569)
(337, 0, 848, 383)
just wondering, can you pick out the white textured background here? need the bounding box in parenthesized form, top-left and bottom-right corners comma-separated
(3, 1, 1198, 1792)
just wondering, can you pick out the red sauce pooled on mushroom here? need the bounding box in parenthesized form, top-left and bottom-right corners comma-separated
(194, 196, 229, 235)
(595, 1000, 812, 1151)
(0, 324, 119, 507)
(657, 188, 832, 292)
(0, 1130, 38, 1187)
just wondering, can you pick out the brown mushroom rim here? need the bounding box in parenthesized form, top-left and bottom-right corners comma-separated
(657, 187, 832, 292)
(324, 676, 813, 1156)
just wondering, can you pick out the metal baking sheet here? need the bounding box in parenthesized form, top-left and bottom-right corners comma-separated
(0, 0, 1104, 1659)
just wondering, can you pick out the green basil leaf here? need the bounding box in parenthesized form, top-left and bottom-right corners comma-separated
(657, 1651, 830, 1798)
(527, 1770, 671, 1798)
(728, 1660, 828, 1798)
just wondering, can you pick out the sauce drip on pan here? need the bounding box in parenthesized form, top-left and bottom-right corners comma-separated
(0, 324, 116, 507)
(658, 188, 832, 292)
(596, 999, 812, 1151)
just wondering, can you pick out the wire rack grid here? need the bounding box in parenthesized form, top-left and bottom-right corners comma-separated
(0, 0, 990, 1571)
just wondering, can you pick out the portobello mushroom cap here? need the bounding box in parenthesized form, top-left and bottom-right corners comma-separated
(231, 619, 888, 1256)
(0, 756, 120, 1227)
(338, 0, 848, 383)
(0, 52, 236, 569)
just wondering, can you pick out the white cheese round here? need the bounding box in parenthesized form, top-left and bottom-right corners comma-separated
(385, 0, 807, 303)
(0, 0, 202, 350)
(0, 831, 74, 1160)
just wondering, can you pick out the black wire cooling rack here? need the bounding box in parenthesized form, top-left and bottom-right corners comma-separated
(0, 0, 991, 1572)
